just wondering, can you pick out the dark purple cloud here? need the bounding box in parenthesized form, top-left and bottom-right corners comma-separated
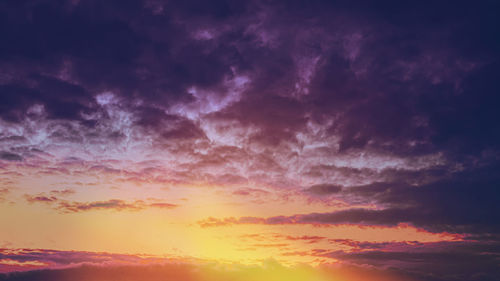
(0, 265, 196, 281)
(0, 0, 497, 167)
(326, 240, 500, 281)
(1, 243, 499, 281)
(0, 152, 23, 162)
(201, 160, 500, 236)
(305, 184, 342, 195)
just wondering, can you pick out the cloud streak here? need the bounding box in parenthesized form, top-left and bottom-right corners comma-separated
(25, 195, 177, 213)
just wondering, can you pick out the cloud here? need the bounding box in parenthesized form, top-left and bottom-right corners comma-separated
(232, 188, 269, 196)
(0, 152, 23, 162)
(49, 189, 76, 197)
(58, 199, 178, 213)
(6, 243, 495, 281)
(0, 248, 171, 273)
(199, 165, 500, 236)
(0, 0, 497, 199)
(327, 240, 500, 281)
(197, 210, 417, 228)
(200, 162, 500, 235)
(147, 202, 178, 209)
(0, 253, 416, 281)
(24, 195, 178, 213)
(24, 195, 58, 204)
(304, 184, 342, 195)
(0, 0, 493, 153)
(283, 235, 325, 244)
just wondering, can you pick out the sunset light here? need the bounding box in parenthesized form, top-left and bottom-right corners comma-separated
(0, 1, 499, 281)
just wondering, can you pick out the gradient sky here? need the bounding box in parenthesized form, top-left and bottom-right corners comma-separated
(0, 1, 499, 281)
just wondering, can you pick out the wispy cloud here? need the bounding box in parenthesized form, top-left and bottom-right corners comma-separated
(25, 195, 178, 213)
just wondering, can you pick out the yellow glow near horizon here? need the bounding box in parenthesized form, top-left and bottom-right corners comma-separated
(0, 197, 461, 266)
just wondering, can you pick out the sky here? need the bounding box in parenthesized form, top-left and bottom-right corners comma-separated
(0, 0, 499, 280)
